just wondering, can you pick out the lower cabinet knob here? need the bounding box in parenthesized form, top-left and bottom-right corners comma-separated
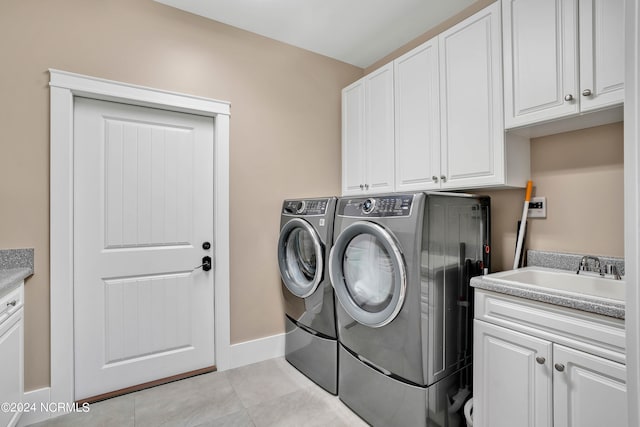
(432, 175, 439, 183)
(536, 356, 546, 365)
(440, 175, 447, 183)
(555, 363, 565, 372)
(564, 94, 574, 101)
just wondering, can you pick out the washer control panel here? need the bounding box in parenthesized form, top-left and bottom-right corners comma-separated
(282, 198, 329, 216)
(340, 194, 414, 217)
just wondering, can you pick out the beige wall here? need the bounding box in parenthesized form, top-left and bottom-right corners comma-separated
(364, 0, 496, 74)
(480, 122, 624, 272)
(0, 0, 362, 390)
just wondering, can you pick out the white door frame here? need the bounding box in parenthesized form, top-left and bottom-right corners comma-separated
(625, 0, 640, 424)
(49, 69, 231, 406)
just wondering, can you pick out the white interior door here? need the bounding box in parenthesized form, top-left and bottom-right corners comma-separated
(73, 97, 215, 400)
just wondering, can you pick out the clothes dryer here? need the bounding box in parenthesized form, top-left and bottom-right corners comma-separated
(329, 192, 490, 426)
(278, 197, 338, 394)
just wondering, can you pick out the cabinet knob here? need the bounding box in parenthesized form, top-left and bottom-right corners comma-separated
(554, 363, 565, 372)
(582, 89, 592, 97)
(364, 184, 369, 190)
(440, 175, 447, 183)
(432, 175, 439, 183)
(564, 94, 574, 101)
(359, 184, 364, 190)
(7, 300, 17, 308)
(536, 356, 546, 365)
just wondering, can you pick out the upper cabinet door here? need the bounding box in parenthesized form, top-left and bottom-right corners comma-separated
(394, 39, 441, 192)
(503, 0, 579, 128)
(439, 1, 504, 189)
(364, 63, 395, 194)
(578, 0, 625, 112)
(342, 79, 366, 196)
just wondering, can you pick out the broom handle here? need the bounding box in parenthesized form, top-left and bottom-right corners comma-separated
(513, 181, 533, 270)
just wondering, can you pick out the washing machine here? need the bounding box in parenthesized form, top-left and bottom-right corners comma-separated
(277, 197, 338, 394)
(329, 192, 490, 426)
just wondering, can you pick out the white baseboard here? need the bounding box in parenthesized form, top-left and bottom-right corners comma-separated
(227, 333, 285, 370)
(17, 387, 51, 427)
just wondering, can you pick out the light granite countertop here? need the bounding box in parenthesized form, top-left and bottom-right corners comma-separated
(0, 268, 32, 296)
(0, 248, 34, 297)
(471, 266, 625, 320)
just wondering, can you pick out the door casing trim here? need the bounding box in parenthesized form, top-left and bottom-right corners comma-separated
(49, 69, 231, 407)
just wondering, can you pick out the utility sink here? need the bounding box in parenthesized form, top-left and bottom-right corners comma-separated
(488, 266, 625, 302)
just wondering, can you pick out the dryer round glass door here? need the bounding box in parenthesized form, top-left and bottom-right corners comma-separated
(329, 221, 407, 328)
(278, 218, 324, 298)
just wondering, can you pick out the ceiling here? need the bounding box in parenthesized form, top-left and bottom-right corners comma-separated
(154, 0, 477, 68)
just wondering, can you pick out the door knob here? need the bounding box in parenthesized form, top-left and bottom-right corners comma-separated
(202, 241, 211, 250)
(194, 256, 212, 272)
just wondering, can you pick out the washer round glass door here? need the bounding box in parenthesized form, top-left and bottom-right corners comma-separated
(278, 218, 324, 298)
(329, 221, 407, 328)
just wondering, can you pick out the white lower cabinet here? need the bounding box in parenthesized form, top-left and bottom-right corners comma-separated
(473, 291, 627, 427)
(553, 344, 627, 427)
(0, 284, 24, 427)
(474, 321, 552, 427)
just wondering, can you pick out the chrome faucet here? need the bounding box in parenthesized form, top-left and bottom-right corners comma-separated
(576, 255, 622, 280)
(576, 255, 601, 274)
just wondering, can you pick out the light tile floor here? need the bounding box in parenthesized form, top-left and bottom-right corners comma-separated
(31, 357, 369, 427)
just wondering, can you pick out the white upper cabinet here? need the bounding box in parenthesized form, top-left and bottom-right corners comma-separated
(503, 0, 624, 128)
(342, 79, 366, 195)
(439, 2, 519, 189)
(578, 0, 625, 112)
(341, 63, 395, 196)
(390, 1, 530, 193)
(365, 64, 395, 194)
(394, 38, 441, 192)
(503, 0, 578, 127)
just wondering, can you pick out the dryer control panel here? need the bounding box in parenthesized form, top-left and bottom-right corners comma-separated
(339, 194, 414, 217)
(282, 198, 329, 216)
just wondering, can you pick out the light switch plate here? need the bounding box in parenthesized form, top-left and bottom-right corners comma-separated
(528, 197, 546, 218)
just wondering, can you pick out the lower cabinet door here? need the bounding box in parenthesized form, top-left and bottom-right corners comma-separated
(0, 308, 24, 427)
(473, 320, 553, 427)
(553, 344, 627, 427)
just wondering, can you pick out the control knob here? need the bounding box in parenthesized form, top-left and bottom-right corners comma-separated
(362, 198, 376, 214)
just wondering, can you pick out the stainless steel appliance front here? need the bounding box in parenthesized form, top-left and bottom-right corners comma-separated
(278, 197, 338, 394)
(330, 192, 490, 426)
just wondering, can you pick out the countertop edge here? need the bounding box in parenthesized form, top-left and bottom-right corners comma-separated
(471, 275, 625, 320)
(0, 267, 33, 296)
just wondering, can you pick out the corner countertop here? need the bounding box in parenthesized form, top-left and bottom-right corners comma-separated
(471, 270, 625, 320)
(0, 248, 34, 297)
(0, 268, 32, 296)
